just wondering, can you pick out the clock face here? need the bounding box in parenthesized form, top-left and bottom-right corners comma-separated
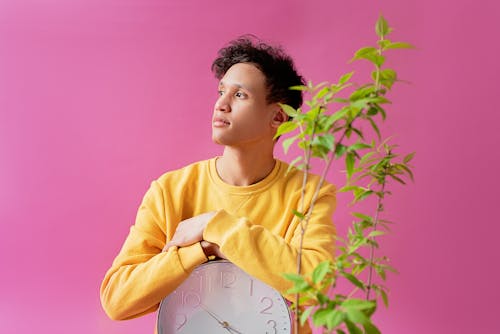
(157, 261, 292, 334)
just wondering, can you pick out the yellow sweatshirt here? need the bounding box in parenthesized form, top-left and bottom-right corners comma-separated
(100, 158, 336, 332)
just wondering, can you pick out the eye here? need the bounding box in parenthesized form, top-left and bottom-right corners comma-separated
(217, 90, 224, 96)
(235, 91, 247, 98)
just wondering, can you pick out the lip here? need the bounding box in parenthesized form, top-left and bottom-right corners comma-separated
(212, 117, 230, 127)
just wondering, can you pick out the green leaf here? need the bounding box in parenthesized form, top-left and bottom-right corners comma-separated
(286, 156, 302, 175)
(283, 272, 311, 294)
(377, 39, 391, 49)
(337, 330, 347, 334)
(374, 69, 397, 89)
(367, 230, 385, 238)
(385, 42, 414, 50)
(375, 15, 390, 38)
(316, 292, 330, 305)
(286, 280, 312, 294)
(380, 289, 389, 308)
(350, 98, 372, 110)
(403, 152, 415, 163)
(289, 85, 308, 91)
(339, 71, 355, 85)
(375, 266, 387, 281)
(367, 107, 378, 116)
(359, 151, 376, 165)
(300, 307, 313, 325)
(355, 189, 374, 202)
(333, 97, 350, 104)
(378, 106, 387, 120)
(363, 322, 382, 334)
(313, 81, 329, 91)
(282, 136, 297, 154)
(373, 54, 386, 67)
(327, 310, 344, 329)
(312, 261, 331, 284)
(275, 121, 298, 138)
(312, 308, 334, 327)
(338, 185, 362, 193)
(350, 85, 376, 101)
(340, 272, 365, 290)
(380, 69, 397, 81)
(316, 86, 330, 99)
(352, 47, 377, 60)
(345, 320, 363, 334)
(335, 144, 348, 158)
(314, 134, 335, 151)
(396, 163, 415, 181)
(346, 308, 370, 324)
(279, 103, 298, 117)
(342, 299, 375, 311)
(282, 272, 306, 284)
(346, 152, 355, 179)
(351, 212, 373, 223)
(388, 174, 406, 184)
(292, 209, 305, 220)
(367, 117, 381, 140)
(304, 106, 321, 122)
(328, 108, 349, 125)
(349, 142, 371, 151)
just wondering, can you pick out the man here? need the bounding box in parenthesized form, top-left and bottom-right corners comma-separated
(100, 37, 337, 333)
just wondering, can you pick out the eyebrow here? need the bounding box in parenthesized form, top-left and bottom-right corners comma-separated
(219, 81, 252, 93)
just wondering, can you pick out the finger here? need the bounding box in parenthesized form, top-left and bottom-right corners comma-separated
(164, 238, 191, 250)
(163, 241, 177, 251)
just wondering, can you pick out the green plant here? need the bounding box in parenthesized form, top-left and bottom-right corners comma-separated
(276, 15, 415, 334)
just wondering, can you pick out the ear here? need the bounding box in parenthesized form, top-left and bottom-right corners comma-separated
(270, 107, 288, 129)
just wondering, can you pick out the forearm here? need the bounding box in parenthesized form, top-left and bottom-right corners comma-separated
(100, 238, 207, 320)
(203, 208, 336, 302)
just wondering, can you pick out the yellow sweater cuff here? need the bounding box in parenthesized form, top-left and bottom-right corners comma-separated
(203, 209, 238, 247)
(177, 242, 208, 271)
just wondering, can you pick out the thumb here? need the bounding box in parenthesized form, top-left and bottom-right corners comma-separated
(163, 242, 174, 252)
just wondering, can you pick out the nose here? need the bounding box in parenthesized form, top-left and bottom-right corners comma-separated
(215, 94, 231, 113)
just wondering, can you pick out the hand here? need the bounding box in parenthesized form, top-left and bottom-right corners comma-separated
(163, 211, 217, 251)
(200, 304, 243, 334)
(200, 240, 227, 260)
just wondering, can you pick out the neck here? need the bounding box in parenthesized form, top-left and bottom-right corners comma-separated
(216, 145, 276, 186)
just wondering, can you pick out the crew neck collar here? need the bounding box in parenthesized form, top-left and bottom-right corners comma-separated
(208, 157, 283, 195)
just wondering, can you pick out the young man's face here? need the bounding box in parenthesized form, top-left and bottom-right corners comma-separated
(212, 63, 281, 147)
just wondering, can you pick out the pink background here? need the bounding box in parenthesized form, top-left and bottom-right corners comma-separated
(1, 0, 499, 333)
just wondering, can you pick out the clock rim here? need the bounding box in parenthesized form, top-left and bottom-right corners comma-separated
(156, 259, 293, 334)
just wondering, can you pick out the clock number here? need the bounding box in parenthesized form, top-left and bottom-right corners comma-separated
(175, 313, 187, 331)
(197, 273, 203, 292)
(221, 270, 236, 288)
(266, 319, 277, 334)
(205, 274, 213, 293)
(260, 296, 273, 314)
(181, 291, 201, 308)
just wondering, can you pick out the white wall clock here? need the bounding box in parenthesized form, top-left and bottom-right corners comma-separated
(157, 260, 292, 333)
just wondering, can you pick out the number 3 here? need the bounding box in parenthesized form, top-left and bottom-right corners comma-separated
(266, 319, 277, 334)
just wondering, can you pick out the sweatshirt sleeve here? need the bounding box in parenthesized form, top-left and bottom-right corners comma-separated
(203, 183, 337, 302)
(100, 181, 208, 320)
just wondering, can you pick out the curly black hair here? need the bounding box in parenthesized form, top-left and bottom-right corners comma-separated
(211, 36, 305, 110)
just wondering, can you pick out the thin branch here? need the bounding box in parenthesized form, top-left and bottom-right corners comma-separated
(365, 167, 387, 300)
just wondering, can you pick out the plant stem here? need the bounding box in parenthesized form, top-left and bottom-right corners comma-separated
(298, 123, 308, 214)
(374, 35, 383, 92)
(292, 123, 351, 334)
(294, 117, 317, 334)
(365, 176, 386, 300)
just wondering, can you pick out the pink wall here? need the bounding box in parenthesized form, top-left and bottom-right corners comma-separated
(1, 0, 499, 333)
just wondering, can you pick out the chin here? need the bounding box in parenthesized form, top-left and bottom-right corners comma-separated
(211, 135, 226, 146)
